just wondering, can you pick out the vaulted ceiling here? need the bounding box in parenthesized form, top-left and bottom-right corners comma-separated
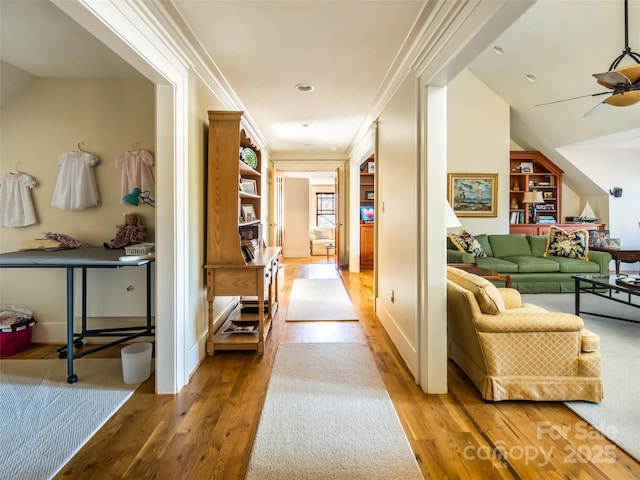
(2, 0, 639, 178)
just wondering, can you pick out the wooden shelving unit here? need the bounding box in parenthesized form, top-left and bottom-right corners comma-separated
(204, 111, 280, 355)
(360, 155, 374, 268)
(509, 151, 563, 230)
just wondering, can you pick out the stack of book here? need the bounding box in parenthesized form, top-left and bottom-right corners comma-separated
(241, 238, 260, 261)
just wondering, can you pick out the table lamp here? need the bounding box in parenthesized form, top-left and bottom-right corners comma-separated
(522, 191, 544, 223)
(445, 202, 461, 229)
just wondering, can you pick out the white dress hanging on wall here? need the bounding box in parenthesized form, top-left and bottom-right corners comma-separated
(115, 149, 155, 203)
(51, 151, 100, 210)
(0, 172, 37, 227)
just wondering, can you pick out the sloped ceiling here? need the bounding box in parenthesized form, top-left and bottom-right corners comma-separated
(1, 0, 639, 187)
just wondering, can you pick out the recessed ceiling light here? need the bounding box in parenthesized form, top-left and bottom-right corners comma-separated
(304, 143, 314, 147)
(493, 46, 504, 55)
(331, 147, 341, 152)
(525, 73, 537, 83)
(301, 123, 311, 128)
(295, 84, 315, 92)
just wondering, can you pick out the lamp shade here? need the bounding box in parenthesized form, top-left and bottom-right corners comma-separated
(123, 187, 142, 206)
(445, 202, 461, 229)
(522, 191, 544, 204)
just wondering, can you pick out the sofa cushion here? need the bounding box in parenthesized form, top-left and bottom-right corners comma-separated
(527, 235, 548, 257)
(475, 257, 519, 273)
(447, 266, 505, 314)
(581, 329, 600, 352)
(502, 256, 560, 273)
(448, 230, 487, 258)
(552, 256, 601, 273)
(489, 234, 532, 258)
(544, 226, 589, 260)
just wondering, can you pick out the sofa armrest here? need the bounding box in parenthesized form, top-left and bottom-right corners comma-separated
(447, 249, 475, 264)
(587, 250, 613, 274)
(475, 312, 584, 333)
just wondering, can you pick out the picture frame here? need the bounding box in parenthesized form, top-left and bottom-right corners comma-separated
(239, 179, 257, 195)
(241, 204, 256, 222)
(367, 162, 375, 173)
(360, 205, 374, 223)
(519, 162, 534, 173)
(365, 190, 375, 201)
(448, 173, 498, 217)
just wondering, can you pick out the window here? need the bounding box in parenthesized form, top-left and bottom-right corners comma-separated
(316, 192, 335, 227)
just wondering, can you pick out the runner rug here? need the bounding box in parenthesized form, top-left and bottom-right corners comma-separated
(522, 293, 640, 461)
(245, 342, 424, 480)
(0, 358, 140, 480)
(285, 278, 358, 321)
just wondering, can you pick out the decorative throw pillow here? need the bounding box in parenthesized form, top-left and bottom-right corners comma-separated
(544, 226, 588, 260)
(312, 228, 327, 240)
(44, 232, 89, 249)
(448, 229, 486, 258)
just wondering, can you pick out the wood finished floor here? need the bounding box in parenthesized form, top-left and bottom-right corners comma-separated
(14, 256, 640, 479)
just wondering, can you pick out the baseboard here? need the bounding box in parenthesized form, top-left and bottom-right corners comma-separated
(375, 301, 418, 377)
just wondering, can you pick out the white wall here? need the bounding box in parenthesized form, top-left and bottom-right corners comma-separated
(557, 144, 640, 248)
(447, 70, 510, 235)
(375, 75, 419, 373)
(283, 177, 310, 257)
(0, 77, 155, 343)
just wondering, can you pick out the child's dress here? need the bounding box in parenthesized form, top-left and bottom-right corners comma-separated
(116, 150, 155, 203)
(0, 172, 37, 227)
(51, 151, 100, 210)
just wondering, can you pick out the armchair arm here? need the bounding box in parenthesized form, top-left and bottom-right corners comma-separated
(475, 312, 584, 333)
(497, 288, 522, 309)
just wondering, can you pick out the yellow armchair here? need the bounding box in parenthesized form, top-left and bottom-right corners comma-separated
(446, 266, 602, 402)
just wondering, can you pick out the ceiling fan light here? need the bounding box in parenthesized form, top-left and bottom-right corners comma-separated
(604, 90, 640, 106)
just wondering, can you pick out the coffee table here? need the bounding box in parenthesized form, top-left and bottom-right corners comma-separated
(573, 274, 640, 324)
(589, 246, 640, 274)
(448, 263, 512, 288)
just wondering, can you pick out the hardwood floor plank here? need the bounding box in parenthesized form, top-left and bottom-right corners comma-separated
(10, 256, 638, 479)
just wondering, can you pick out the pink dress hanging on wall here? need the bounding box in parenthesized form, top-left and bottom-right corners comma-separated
(51, 151, 100, 210)
(0, 172, 37, 227)
(116, 150, 155, 203)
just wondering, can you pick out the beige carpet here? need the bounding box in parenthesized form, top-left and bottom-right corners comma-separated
(286, 278, 359, 321)
(0, 358, 141, 480)
(245, 342, 424, 480)
(522, 292, 640, 461)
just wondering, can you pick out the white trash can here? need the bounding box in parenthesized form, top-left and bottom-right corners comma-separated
(121, 342, 153, 384)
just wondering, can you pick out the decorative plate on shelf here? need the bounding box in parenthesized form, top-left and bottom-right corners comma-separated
(241, 147, 258, 169)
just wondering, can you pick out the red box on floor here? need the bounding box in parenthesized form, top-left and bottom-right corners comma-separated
(0, 320, 36, 358)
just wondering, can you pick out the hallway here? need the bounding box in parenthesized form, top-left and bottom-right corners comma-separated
(16, 257, 640, 479)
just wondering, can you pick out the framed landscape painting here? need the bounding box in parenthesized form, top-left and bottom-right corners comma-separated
(448, 173, 498, 217)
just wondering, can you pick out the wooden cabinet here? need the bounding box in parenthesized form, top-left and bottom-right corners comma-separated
(360, 224, 374, 268)
(360, 155, 375, 268)
(509, 151, 563, 233)
(204, 111, 281, 355)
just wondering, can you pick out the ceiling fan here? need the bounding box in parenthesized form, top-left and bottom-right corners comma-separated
(536, 0, 640, 115)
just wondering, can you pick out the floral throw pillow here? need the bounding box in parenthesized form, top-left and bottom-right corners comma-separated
(544, 226, 588, 260)
(448, 229, 486, 258)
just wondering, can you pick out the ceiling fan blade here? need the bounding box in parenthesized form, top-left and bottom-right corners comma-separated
(593, 64, 640, 88)
(535, 91, 610, 107)
(583, 101, 609, 117)
(604, 89, 640, 106)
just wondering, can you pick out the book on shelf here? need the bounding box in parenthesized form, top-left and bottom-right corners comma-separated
(537, 215, 556, 224)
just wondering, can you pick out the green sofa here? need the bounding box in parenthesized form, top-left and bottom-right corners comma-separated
(447, 234, 612, 293)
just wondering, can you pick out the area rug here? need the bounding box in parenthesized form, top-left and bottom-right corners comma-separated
(521, 292, 640, 461)
(0, 358, 141, 480)
(245, 343, 424, 480)
(286, 278, 358, 321)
